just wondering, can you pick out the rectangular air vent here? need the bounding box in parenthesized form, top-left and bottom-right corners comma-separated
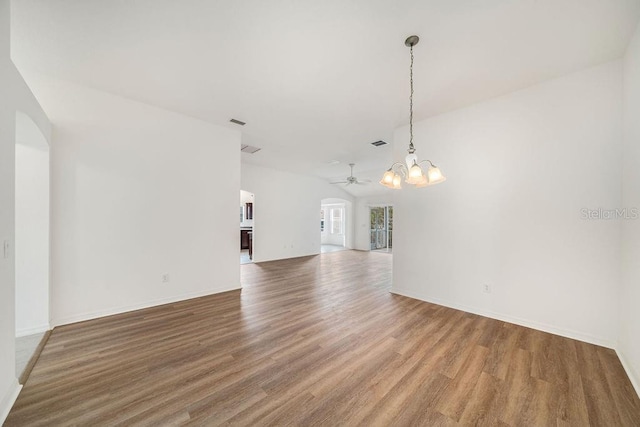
(230, 118, 246, 126)
(371, 140, 387, 147)
(241, 144, 261, 154)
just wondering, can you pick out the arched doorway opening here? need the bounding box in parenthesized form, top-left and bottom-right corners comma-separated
(320, 198, 351, 253)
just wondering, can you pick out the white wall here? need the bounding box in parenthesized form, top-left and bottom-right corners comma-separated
(0, 0, 51, 420)
(23, 75, 241, 326)
(621, 21, 640, 394)
(241, 163, 353, 262)
(15, 116, 50, 337)
(354, 195, 395, 251)
(392, 61, 622, 348)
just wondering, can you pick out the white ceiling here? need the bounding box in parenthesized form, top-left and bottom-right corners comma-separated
(10, 0, 640, 197)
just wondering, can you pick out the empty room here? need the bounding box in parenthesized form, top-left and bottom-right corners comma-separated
(1, 0, 640, 425)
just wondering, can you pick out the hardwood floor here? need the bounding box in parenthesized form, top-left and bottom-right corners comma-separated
(6, 250, 640, 426)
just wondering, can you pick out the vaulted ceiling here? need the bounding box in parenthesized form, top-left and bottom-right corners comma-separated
(11, 0, 640, 196)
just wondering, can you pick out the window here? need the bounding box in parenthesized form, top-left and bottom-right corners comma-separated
(331, 208, 343, 234)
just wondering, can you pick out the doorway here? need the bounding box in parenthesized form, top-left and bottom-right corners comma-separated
(320, 200, 347, 253)
(240, 190, 254, 264)
(14, 111, 50, 379)
(370, 206, 393, 252)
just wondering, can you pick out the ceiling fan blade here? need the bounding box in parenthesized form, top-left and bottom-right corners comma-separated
(332, 164, 364, 186)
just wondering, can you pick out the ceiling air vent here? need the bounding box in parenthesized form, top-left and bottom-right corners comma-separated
(230, 118, 246, 126)
(371, 140, 387, 147)
(241, 144, 261, 154)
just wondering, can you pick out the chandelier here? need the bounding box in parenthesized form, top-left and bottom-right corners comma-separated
(380, 35, 446, 189)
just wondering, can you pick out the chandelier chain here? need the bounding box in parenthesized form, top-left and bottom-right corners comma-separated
(409, 44, 415, 153)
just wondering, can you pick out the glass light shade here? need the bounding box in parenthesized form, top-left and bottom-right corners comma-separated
(380, 180, 394, 189)
(382, 169, 395, 184)
(427, 166, 446, 184)
(405, 175, 421, 185)
(392, 173, 402, 189)
(405, 162, 424, 185)
(415, 174, 429, 187)
(408, 162, 423, 179)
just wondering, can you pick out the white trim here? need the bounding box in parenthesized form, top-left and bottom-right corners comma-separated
(51, 285, 241, 327)
(391, 286, 615, 349)
(253, 251, 320, 264)
(16, 323, 50, 338)
(616, 347, 640, 399)
(1, 379, 22, 425)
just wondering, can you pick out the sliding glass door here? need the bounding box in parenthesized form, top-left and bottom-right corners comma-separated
(370, 206, 393, 250)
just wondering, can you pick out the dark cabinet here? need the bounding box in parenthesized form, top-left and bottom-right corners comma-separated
(241, 229, 250, 249)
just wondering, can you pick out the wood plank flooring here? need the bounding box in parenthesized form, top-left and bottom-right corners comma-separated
(6, 250, 640, 426)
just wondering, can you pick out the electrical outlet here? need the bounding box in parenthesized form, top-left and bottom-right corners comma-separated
(483, 284, 491, 293)
(162, 273, 170, 283)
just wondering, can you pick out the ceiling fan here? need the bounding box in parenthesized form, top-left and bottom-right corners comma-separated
(330, 163, 371, 186)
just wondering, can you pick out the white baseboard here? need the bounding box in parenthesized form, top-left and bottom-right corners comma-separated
(16, 323, 50, 338)
(391, 286, 615, 349)
(254, 251, 320, 263)
(1, 379, 22, 425)
(616, 348, 640, 399)
(51, 285, 241, 327)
